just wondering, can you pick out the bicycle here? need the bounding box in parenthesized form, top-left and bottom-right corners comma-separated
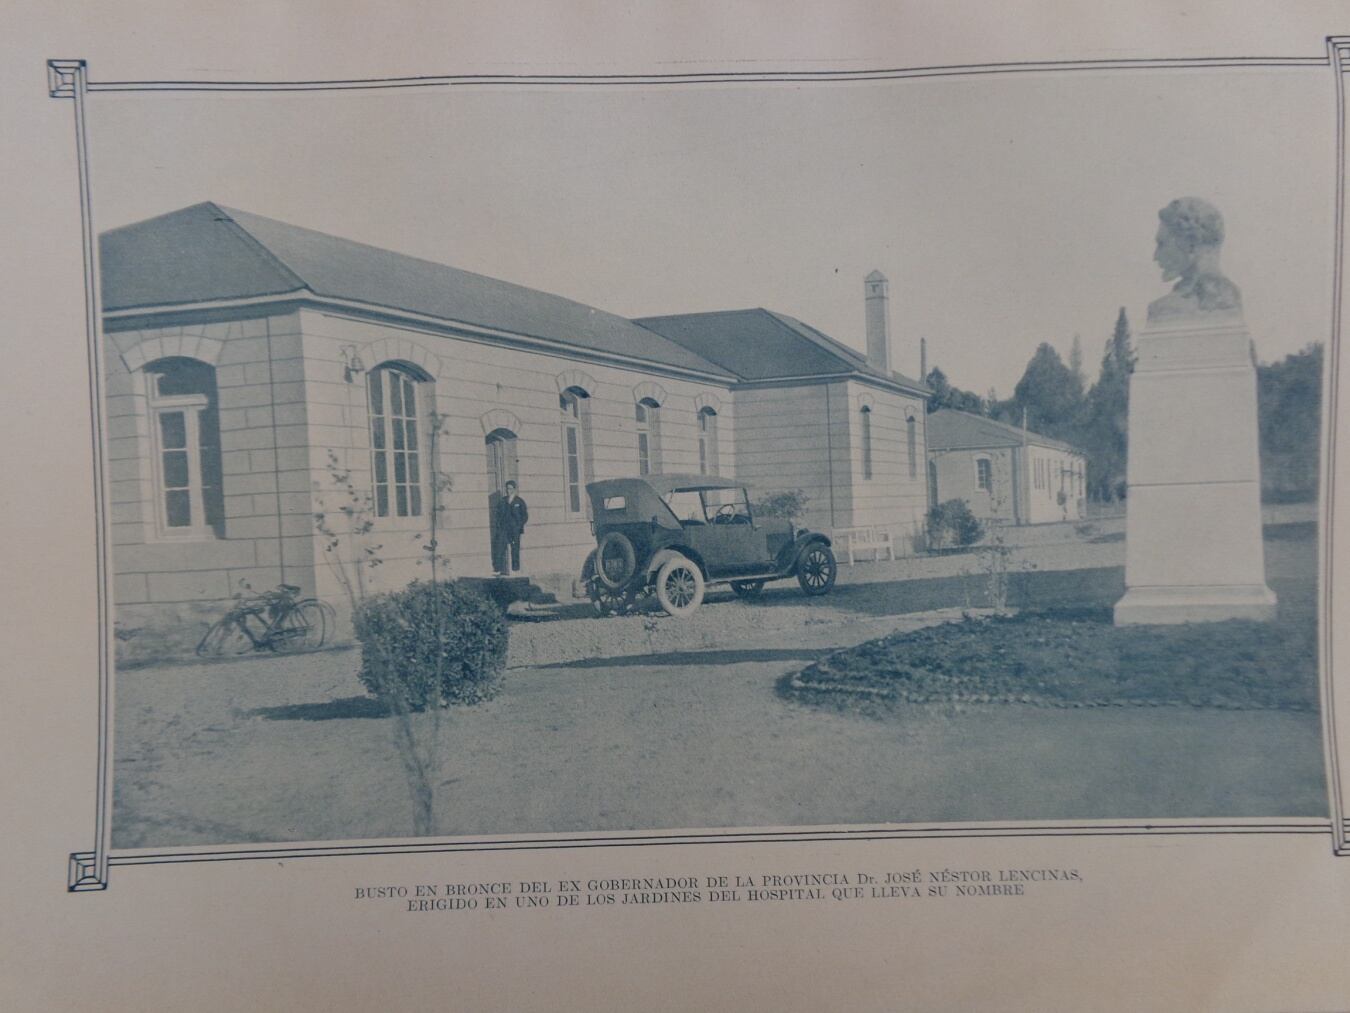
(196, 584, 336, 657)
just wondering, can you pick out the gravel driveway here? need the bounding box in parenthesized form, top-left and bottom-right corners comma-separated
(113, 604, 1325, 848)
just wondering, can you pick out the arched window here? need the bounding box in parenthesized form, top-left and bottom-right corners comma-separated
(906, 414, 918, 479)
(976, 457, 992, 492)
(145, 357, 224, 538)
(635, 397, 662, 475)
(485, 428, 519, 493)
(368, 363, 427, 518)
(560, 386, 592, 515)
(697, 406, 719, 476)
(860, 406, 873, 480)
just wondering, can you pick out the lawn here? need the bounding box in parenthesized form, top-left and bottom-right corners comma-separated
(784, 523, 1319, 715)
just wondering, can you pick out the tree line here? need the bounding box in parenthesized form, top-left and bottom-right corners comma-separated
(923, 309, 1322, 503)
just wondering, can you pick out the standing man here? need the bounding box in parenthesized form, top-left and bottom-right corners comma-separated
(498, 480, 529, 574)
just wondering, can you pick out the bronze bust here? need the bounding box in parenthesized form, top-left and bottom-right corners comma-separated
(1147, 197, 1242, 324)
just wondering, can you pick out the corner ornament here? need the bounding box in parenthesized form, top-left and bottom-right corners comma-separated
(47, 59, 85, 99)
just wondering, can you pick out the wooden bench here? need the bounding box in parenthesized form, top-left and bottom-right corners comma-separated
(831, 526, 896, 565)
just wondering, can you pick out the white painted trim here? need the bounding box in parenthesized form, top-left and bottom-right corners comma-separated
(632, 380, 669, 405)
(480, 408, 524, 436)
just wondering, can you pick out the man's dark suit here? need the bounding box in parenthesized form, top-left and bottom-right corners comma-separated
(496, 493, 528, 573)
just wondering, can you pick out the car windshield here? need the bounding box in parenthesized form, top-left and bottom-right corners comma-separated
(664, 489, 706, 524)
(662, 486, 751, 525)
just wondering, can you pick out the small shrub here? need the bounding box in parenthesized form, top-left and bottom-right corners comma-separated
(927, 498, 984, 549)
(752, 489, 810, 521)
(353, 580, 508, 711)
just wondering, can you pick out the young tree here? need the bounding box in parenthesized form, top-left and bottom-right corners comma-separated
(314, 410, 474, 836)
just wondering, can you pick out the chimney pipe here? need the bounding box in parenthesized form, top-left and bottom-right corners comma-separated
(864, 270, 891, 373)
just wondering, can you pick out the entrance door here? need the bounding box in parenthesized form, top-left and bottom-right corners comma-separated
(485, 429, 519, 571)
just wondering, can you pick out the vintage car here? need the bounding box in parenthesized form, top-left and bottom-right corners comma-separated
(579, 474, 837, 617)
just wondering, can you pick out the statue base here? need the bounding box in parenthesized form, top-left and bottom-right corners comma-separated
(1113, 316, 1277, 626)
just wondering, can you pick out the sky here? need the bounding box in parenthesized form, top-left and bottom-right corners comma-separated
(88, 66, 1336, 395)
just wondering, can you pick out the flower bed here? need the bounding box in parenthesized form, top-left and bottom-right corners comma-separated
(783, 607, 1318, 713)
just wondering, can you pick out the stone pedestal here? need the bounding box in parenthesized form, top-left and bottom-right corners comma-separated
(1114, 316, 1277, 625)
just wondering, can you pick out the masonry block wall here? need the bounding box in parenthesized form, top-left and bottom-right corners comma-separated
(845, 381, 930, 553)
(732, 381, 853, 535)
(295, 310, 737, 597)
(929, 446, 1016, 524)
(107, 311, 320, 629)
(1022, 445, 1087, 524)
(108, 300, 940, 647)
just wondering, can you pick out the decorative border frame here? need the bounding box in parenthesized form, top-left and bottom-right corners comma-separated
(50, 41, 1350, 889)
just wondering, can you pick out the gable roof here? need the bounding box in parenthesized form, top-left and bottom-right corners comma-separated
(926, 409, 1079, 454)
(99, 202, 735, 380)
(634, 308, 927, 394)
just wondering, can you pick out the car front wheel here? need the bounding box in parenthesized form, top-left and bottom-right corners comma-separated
(796, 544, 837, 596)
(655, 556, 705, 617)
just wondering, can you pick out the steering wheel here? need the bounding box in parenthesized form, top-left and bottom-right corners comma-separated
(713, 503, 739, 524)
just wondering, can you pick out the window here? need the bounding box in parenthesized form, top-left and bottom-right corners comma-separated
(697, 407, 719, 476)
(636, 398, 661, 475)
(906, 415, 918, 479)
(665, 489, 706, 524)
(663, 486, 750, 525)
(368, 364, 424, 518)
(976, 457, 992, 492)
(560, 387, 591, 515)
(700, 486, 751, 523)
(145, 357, 224, 538)
(860, 406, 873, 480)
(927, 459, 939, 507)
(1033, 457, 1044, 490)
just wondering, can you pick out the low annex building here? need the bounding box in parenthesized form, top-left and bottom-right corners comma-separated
(925, 409, 1086, 525)
(102, 202, 930, 627)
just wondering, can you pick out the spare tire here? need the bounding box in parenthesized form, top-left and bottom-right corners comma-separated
(595, 531, 637, 589)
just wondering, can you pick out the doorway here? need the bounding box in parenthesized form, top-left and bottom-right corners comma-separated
(485, 429, 519, 572)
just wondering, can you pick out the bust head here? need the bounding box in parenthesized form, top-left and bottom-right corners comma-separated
(1154, 197, 1225, 281)
(1147, 197, 1242, 323)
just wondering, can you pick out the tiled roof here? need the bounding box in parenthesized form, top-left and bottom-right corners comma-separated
(635, 308, 928, 394)
(100, 202, 735, 379)
(926, 409, 1079, 453)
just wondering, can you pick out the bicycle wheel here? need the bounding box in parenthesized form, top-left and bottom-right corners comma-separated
(196, 617, 255, 657)
(270, 600, 331, 653)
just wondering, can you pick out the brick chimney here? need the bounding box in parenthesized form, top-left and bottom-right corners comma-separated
(864, 270, 891, 373)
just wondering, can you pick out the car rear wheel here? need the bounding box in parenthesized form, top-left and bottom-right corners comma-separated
(589, 581, 637, 616)
(796, 544, 837, 596)
(655, 556, 705, 617)
(730, 580, 765, 599)
(595, 531, 637, 589)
